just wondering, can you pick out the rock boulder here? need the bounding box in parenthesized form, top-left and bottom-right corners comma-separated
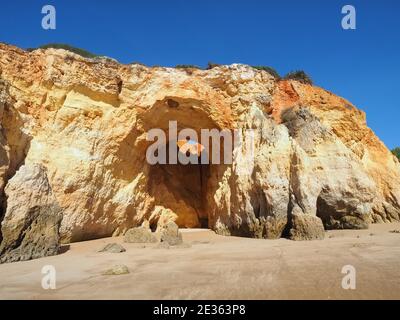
(159, 221, 183, 246)
(0, 164, 62, 263)
(289, 211, 325, 241)
(123, 226, 158, 243)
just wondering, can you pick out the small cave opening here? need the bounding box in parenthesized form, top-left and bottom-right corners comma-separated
(141, 97, 231, 230)
(148, 141, 211, 229)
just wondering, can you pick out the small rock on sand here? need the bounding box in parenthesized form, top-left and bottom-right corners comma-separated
(289, 213, 325, 241)
(98, 243, 126, 253)
(124, 227, 158, 243)
(102, 265, 130, 275)
(160, 221, 183, 245)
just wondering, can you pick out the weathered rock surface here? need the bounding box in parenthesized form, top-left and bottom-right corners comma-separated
(289, 210, 325, 241)
(123, 226, 158, 243)
(0, 43, 399, 244)
(98, 243, 126, 253)
(159, 221, 183, 246)
(0, 164, 62, 263)
(102, 264, 130, 275)
(0, 78, 30, 243)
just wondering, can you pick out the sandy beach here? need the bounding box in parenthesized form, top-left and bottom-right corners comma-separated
(1, 223, 400, 300)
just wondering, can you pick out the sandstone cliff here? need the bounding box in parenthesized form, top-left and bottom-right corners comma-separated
(0, 43, 399, 246)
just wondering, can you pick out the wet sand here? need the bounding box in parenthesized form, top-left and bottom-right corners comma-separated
(1, 223, 400, 300)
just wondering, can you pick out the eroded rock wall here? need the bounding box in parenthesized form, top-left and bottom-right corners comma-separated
(0, 43, 399, 245)
(0, 77, 31, 243)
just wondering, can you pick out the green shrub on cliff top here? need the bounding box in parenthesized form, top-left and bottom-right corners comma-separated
(175, 64, 201, 69)
(206, 62, 221, 69)
(392, 147, 400, 160)
(252, 66, 281, 79)
(284, 70, 313, 85)
(27, 43, 97, 58)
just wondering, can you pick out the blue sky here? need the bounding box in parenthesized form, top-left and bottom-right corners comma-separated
(1, 0, 399, 148)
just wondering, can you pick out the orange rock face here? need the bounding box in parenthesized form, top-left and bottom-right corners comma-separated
(0, 43, 399, 245)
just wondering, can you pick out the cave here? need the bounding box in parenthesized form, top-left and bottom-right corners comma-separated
(148, 141, 211, 228)
(150, 154, 210, 228)
(141, 97, 230, 230)
(143, 97, 223, 229)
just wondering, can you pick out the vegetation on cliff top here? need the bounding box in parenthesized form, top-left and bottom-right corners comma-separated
(251, 68, 313, 84)
(175, 64, 201, 69)
(26, 43, 98, 58)
(252, 66, 281, 79)
(21, 43, 313, 84)
(284, 70, 313, 85)
(174, 63, 283, 80)
(392, 148, 400, 160)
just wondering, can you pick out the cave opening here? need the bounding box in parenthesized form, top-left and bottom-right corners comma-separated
(148, 141, 211, 229)
(141, 97, 230, 230)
